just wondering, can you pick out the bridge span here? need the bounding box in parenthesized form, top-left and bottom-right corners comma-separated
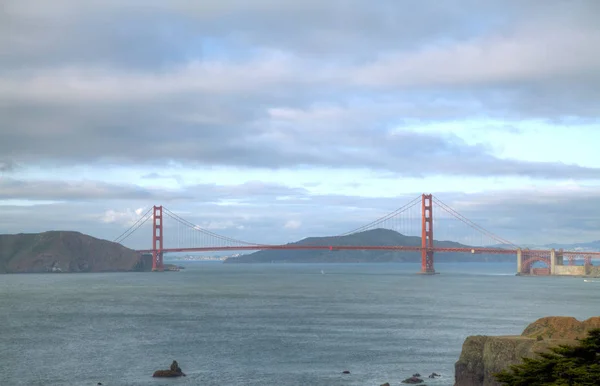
(117, 194, 600, 276)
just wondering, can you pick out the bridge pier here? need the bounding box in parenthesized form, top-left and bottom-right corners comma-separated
(152, 205, 164, 271)
(517, 248, 522, 274)
(420, 194, 437, 274)
(152, 251, 164, 272)
(550, 249, 556, 275)
(585, 256, 592, 275)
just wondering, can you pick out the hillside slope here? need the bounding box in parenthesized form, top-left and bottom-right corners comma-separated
(0, 231, 149, 273)
(225, 228, 513, 263)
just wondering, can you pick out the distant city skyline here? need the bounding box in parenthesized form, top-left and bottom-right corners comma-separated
(1, 1, 600, 246)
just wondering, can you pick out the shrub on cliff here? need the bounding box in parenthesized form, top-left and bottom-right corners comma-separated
(494, 328, 600, 385)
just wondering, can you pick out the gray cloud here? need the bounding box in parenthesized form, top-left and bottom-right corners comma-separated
(0, 177, 310, 204)
(2, 184, 600, 248)
(2, 97, 600, 179)
(0, 159, 18, 173)
(0, 102, 600, 179)
(0, 178, 191, 201)
(436, 187, 600, 245)
(1, 0, 600, 247)
(141, 173, 184, 185)
(6, 1, 595, 64)
(1, 0, 599, 178)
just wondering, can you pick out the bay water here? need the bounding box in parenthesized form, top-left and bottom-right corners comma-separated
(1, 262, 598, 385)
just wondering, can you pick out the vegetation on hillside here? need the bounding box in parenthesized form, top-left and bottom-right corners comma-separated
(0, 231, 146, 273)
(494, 328, 600, 385)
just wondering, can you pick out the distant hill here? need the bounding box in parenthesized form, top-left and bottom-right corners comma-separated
(544, 240, 600, 251)
(489, 240, 600, 252)
(0, 231, 153, 273)
(224, 228, 514, 264)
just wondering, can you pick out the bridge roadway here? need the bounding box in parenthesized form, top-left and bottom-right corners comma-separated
(136, 245, 600, 258)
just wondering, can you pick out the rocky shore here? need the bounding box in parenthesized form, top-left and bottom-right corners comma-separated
(454, 316, 600, 386)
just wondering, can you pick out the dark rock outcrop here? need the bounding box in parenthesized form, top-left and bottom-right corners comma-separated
(401, 375, 424, 384)
(454, 316, 600, 386)
(152, 360, 186, 378)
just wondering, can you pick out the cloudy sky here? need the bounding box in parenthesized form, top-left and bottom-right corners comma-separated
(1, 0, 600, 249)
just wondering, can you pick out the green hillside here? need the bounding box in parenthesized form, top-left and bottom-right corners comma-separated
(0, 231, 150, 273)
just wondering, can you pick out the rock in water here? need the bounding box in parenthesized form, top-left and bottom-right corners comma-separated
(401, 376, 424, 384)
(170, 360, 182, 373)
(152, 360, 186, 377)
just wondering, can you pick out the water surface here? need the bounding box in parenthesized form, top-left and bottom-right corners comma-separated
(1, 262, 598, 385)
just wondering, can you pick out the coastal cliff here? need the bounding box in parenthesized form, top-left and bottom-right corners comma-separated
(454, 316, 600, 386)
(0, 231, 150, 273)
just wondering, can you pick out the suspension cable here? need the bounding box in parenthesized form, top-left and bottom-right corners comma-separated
(113, 207, 153, 244)
(432, 196, 520, 248)
(162, 207, 266, 246)
(338, 195, 422, 236)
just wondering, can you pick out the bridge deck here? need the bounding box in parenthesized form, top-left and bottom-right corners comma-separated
(136, 245, 600, 257)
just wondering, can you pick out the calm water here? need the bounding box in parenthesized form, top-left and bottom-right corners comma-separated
(1, 262, 599, 386)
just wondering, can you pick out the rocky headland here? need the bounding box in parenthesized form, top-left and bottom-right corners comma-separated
(454, 316, 600, 386)
(0, 230, 152, 273)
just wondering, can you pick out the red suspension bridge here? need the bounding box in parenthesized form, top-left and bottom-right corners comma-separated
(114, 194, 600, 275)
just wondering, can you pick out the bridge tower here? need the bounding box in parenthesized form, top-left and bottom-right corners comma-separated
(152, 205, 164, 271)
(421, 194, 435, 274)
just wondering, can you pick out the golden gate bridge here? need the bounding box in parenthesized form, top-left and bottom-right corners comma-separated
(114, 194, 600, 275)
